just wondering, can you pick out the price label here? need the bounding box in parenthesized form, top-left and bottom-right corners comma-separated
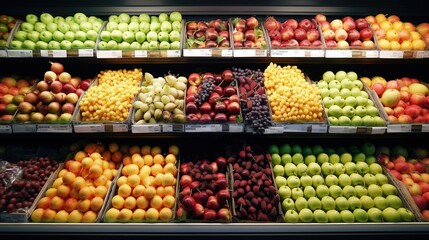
(134, 50, 148, 58)
(364, 50, 379, 58)
(0, 125, 12, 134)
(40, 50, 67, 58)
(422, 124, 429, 132)
(37, 124, 73, 133)
(74, 124, 104, 133)
(96, 50, 122, 58)
(167, 50, 180, 57)
(311, 124, 328, 133)
(263, 126, 283, 134)
(282, 124, 309, 132)
(162, 124, 184, 132)
(185, 124, 222, 132)
(370, 127, 387, 134)
(183, 49, 212, 57)
(221, 49, 233, 57)
(78, 49, 94, 57)
(329, 126, 357, 133)
(228, 124, 244, 132)
(12, 124, 37, 133)
(416, 51, 429, 58)
(379, 50, 404, 58)
(387, 124, 412, 133)
(0, 213, 27, 223)
(325, 50, 352, 58)
(7, 50, 33, 57)
(234, 49, 256, 57)
(132, 124, 161, 133)
(0, 50, 7, 57)
(112, 124, 129, 132)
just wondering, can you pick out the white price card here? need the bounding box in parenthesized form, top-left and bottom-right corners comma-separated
(379, 50, 404, 58)
(421, 124, 429, 132)
(78, 49, 94, 57)
(221, 49, 233, 57)
(132, 124, 161, 133)
(311, 124, 328, 133)
(7, 50, 33, 57)
(111, 124, 129, 132)
(40, 50, 67, 58)
(228, 124, 244, 132)
(0, 125, 12, 134)
(325, 50, 352, 58)
(162, 124, 184, 132)
(364, 50, 379, 58)
(74, 124, 104, 133)
(234, 49, 256, 57)
(263, 126, 284, 134)
(37, 124, 73, 133)
(329, 126, 357, 134)
(0, 50, 7, 57)
(185, 124, 222, 132)
(387, 124, 412, 133)
(370, 127, 387, 134)
(12, 124, 37, 133)
(183, 49, 212, 57)
(416, 51, 429, 58)
(134, 50, 148, 58)
(167, 50, 180, 57)
(96, 50, 122, 58)
(282, 124, 309, 132)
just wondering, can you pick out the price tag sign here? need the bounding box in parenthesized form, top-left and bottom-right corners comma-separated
(167, 50, 180, 57)
(379, 50, 404, 58)
(311, 124, 328, 133)
(416, 51, 429, 58)
(228, 124, 244, 132)
(234, 49, 256, 57)
(12, 124, 37, 133)
(40, 50, 67, 58)
(325, 50, 353, 58)
(37, 124, 73, 133)
(329, 126, 357, 133)
(96, 50, 122, 58)
(387, 124, 412, 133)
(112, 124, 129, 132)
(74, 124, 104, 133)
(185, 124, 222, 132)
(422, 124, 429, 132)
(132, 124, 161, 133)
(0, 125, 12, 134)
(134, 50, 148, 58)
(0, 50, 7, 57)
(78, 49, 94, 57)
(282, 124, 309, 132)
(264, 126, 283, 134)
(162, 124, 184, 132)
(370, 127, 387, 134)
(364, 50, 379, 58)
(7, 50, 33, 57)
(221, 49, 233, 57)
(183, 49, 212, 57)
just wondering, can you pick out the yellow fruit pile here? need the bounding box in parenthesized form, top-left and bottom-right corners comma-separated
(79, 68, 141, 122)
(264, 63, 324, 122)
(104, 144, 179, 222)
(31, 143, 121, 223)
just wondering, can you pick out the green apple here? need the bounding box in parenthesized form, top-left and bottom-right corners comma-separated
(64, 31, 75, 41)
(368, 163, 382, 175)
(39, 30, 52, 42)
(35, 22, 47, 32)
(320, 88, 330, 98)
(367, 207, 383, 222)
(329, 185, 342, 198)
(88, 16, 99, 23)
(13, 30, 27, 41)
(366, 105, 379, 117)
(71, 40, 84, 49)
(25, 14, 39, 24)
(375, 173, 389, 185)
(307, 162, 321, 176)
(284, 163, 297, 177)
(275, 175, 287, 187)
(353, 208, 368, 222)
(328, 105, 342, 118)
(287, 175, 300, 188)
(292, 153, 304, 165)
(65, 16, 75, 24)
(325, 174, 338, 187)
(373, 116, 386, 126)
(100, 31, 111, 42)
(329, 80, 342, 89)
(333, 162, 345, 175)
(129, 41, 140, 50)
(363, 173, 378, 186)
(278, 185, 292, 200)
(35, 40, 48, 50)
(397, 207, 414, 222)
(172, 21, 182, 32)
(338, 115, 351, 125)
(83, 40, 95, 48)
(169, 30, 181, 42)
(348, 196, 362, 211)
(48, 40, 60, 50)
(340, 152, 352, 164)
(150, 22, 161, 32)
(271, 153, 281, 165)
(382, 207, 401, 222)
(355, 161, 369, 175)
(351, 115, 362, 126)
(139, 13, 150, 23)
(158, 13, 169, 22)
(284, 209, 299, 223)
(74, 13, 88, 24)
(346, 71, 358, 81)
(313, 209, 328, 223)
(107, 40, 118, 50)
(281, 153, 293, 165)
(355, 185, 368, 198)
(23, 40, 36, 49)
(338, 174, 351, 187)
(169, 11, 182, 22)
(329, 154, 340, 164)
(160, 21, 172, 32)
(118, 13, 130, 24)
(352, 88, 363, 97)
(326, 209, 341, 223)
(374, 196, 388, 210)
(317, 153, 329, 165)
(343, 185, 356, 198)
(122, 31, 135, 43)
(386, 195, 402, 209)
(341, 78, 354, 89)
(140, 21, 150, 33)
(296, 163, 308, 177)
(349, 173, 364, 186)
(27, 31, 40, 42)
(328, 116, 339, 125)
(335, 196, 349, 211)
(316, 184, 329, 198)
(159, 41, 170, 50)
(20, 22, 34, 33)
(353, 80, 363, 90)
(366, 99, 374, 106)
(141, 41, 149, 50)
(118, 22, 128, 33)
(340, 88, 351, 98)
(118, 41, 130, 50)
(128, 21, 140, 33)
(321, 196, 336, 211)
(279, 143, 291, 154)
(345, 96, 357, 107)
(367, 184, 383, 198)
(92, 21, 103, 32)
(299, 175, 313, 190)
(335, 70, 347, 81)
(356, 96, 368, 106)
(86, 30, 98, 41)
(135, 32, 146, 43)
(52, 31, 64, 42)
(308, 196, 322, 211)
(312, 175, 325, 188)
(317, 80, 328, 89)
(334, 96, 345, 107)
(60, 40, 72, 50)
(304, 155, 316, 165)
(329, 88, 340, 98)
(360, 90, 369, 99)
(303, 185, 316, 198)
(360, 195, 374, 210)
(106, 22, 118, 32)
(158, 31, 170, 42)
(321, 162, 335, 175)
(108, 15, 119, 23)
(40, 13, 54, 25)
(354, 106, 367, 117)
(322, 71, 336, 83)
(291, 187, 303, 200)
(342, 105, 355, 117)
(298, 208, 313, 223)
(69, 22, 80, 32)
(282, 198, 295, 212)
(146, 31, 158, 42)
(75, 31, 87, 42)
(46, 22, 58, 32)
(295, 197, 308, 211)
(111, 30, 123, 42)
(344, 162, 356, 175)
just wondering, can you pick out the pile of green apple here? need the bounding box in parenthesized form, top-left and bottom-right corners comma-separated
(0, 14, 18, 48)
(317, 70, 386, 127)
(269, 142, 416, 223)
(10, 12, 103, 50)
(98, 12, 182, 51)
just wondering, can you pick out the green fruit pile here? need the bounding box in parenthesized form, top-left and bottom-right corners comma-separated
(10, 12, 103, 50)
(98, 12, 182, 50)
(317, 70, 386, 126)
(269, 142, 415, 223)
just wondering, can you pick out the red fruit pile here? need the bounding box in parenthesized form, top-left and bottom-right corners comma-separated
(185, 19, 230, 48)
(232, 16, 266, 48)
(177, 156, 231, 221)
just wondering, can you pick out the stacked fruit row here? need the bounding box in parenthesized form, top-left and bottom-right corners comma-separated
(0, 76, 34, 122)
(184, 18, 230, 49)
(376, 145, 429, 220)
(0, 14, 18, 48)
(270, 142, 416, 222)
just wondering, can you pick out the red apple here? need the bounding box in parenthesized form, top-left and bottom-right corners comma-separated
(299, 39, 312, 46)
(404, 105, 421, 118)
(320, 21, 331, 31)
(343, 18, 356, 31)
(355, 18, 369, 30)
(323, 29, 335, 41)
(347, 29, 360, 42)
(335, 28, 348, 42)
(412, 195, 427, 211)
(386, 80, 401, 90)
(411, 172, 423, 183)
(423, 192, 429, 202)
(410, 93, 425, 106)
(398, 114, 413, 123)
(418, 181, 429, 193)
(306, 28, 320, 42)
(280, 26, 294, 41)
(390, 169, 402, 180)
(294, 28, 307, 41)
(359, 28, 373, 41)
(298, 19, 313, 31)
(408, 183, 423, 196)
(325, 40, 337, 48)
(371, 82, 386, 97)
(315, 14, 327, 23)
(394, 161, 410, 174)
(283, 19, 298, 30)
